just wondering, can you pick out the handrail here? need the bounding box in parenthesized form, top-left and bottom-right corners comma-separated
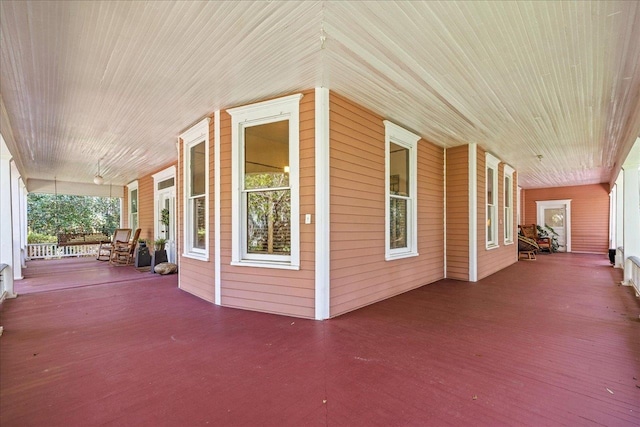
(27, 243, 100, 260)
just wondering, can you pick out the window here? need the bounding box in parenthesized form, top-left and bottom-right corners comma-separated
(504, 165, 514, 244)
(228, 94, 302, 269)
(128, 181, 138, 231)
(384, 121, 419, 260)
(181, 118, 210, 260)
(486, 153, 500, 248)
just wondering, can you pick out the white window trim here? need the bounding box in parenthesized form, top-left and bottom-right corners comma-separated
(127, 180, 139, 231)
(228, 93, 302, 270)
(503, 164, 515, 245)
(384, 120, 420, 261)
(181, 118, 210, 261)
(486, 153, 500, 249)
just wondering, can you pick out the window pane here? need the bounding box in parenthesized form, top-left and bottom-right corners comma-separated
(193, 196, 206, 249)
(487, 206, 494, 241)
(504, 177, 511, 207)
(131, 189, 138, 213)
(190, 141, 205, 196)
(158, 177, 174, 191)
(544, 208, 564, 227)
(487, 168, 494, 204)
(390, 142, 409, 196)
(131, 213, 138, 232)
(246, 189, 291, 255)
(390, 197, 407, 249)
(245, 121, 289, 190)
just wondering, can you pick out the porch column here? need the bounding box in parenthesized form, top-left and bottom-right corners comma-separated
(621, 164, 640, 285)
(11, 161, 23, 279)
(0, 135, 17, 299)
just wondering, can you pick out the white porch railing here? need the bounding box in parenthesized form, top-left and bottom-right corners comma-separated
(626, 256, 640, 298)
(27, 243, 100, 260)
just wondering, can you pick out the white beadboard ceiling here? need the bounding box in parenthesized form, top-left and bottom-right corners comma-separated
(1, 1, 639, 190)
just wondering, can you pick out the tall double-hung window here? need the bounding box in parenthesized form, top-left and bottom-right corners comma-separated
(384, 121, 420, 261)
(486, 153, 500, 248)
(182, 118, 209, 260)
(228, 94, 302, 269)
(128, 181, 138, 231)
(503, 165, 515, 244)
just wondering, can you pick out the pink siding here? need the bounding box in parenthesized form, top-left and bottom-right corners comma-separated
(329, 93, 444, 317)
(445, 145, 470, 280)
(219, 91, 316, 319)
(177, 118, 216, 303)
(522, 184, 610, 254)
(476, 147, 518, 280)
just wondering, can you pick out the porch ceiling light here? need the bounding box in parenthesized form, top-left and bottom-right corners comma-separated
(93, 159, 104, 185)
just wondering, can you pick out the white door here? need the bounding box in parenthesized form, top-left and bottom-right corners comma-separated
(536, 199, 571, 252)
(544, 207, 566, 252)
(157, 190, 176, 262)
(153, 166, 177, 263)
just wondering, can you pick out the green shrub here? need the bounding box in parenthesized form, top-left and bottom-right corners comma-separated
(28, 233, 58, 244)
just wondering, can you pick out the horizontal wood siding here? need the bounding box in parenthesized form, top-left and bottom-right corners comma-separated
(445, 145, 470, 280)
(177, 118, 215, 303)
(329, 93, 444, 317)
(477, 148, 518, 280)
(219, 90, 316, 319)
(523, 184, 609, 254)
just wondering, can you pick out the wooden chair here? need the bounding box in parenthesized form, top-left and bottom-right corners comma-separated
(519, 224, 552, 253)
(97, 228, 131, 261)
(110, 228, 141, 265)
(518, 234, 540, 260)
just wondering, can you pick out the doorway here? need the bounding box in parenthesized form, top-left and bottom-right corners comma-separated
(536, 199, 571, 252)
(153, 167, 177, 263)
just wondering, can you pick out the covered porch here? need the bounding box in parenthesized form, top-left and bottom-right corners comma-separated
(1, 253, 638, 425)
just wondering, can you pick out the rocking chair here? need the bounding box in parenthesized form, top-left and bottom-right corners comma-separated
(110, 228, 141, 265)
(97, 228, 132, 261)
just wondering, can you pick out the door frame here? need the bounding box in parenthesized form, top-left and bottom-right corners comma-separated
(536, 199, 571, 252)
(152, 166, 177, 262)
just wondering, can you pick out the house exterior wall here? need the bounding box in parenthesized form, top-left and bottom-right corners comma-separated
(176, 117, 215, 303)
(137, 173, 155, 242)
(522, 184, 609, 254)
(218, 90, 316, 318)
(476, 146, 518, 281)
(445, 145, 470, 280)
(328, 93, 444, 317)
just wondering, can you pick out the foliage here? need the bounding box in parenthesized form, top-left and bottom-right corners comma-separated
(28, 193, 120, 238)
(161, 208, 170, 228)
(245, 173, 290, 255)
(27, 232, 58, 244)
(537, 224, 561, 252)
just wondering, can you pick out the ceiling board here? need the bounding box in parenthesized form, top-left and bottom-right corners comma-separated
(1, 0, 639, 189)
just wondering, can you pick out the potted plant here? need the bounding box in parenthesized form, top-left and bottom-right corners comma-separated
(536, 224, 561, 252)
(154, 238, 167, 252)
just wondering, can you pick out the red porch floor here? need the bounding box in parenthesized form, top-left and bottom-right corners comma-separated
(1, 253, 639, 426)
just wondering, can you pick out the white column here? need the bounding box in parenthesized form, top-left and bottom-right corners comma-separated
(615, 175, 625, 268)
(10, 161, 22, 279)
(622, 165, 640, 284)
(315, 87, 331, 320)
(0, 135, 17, 299)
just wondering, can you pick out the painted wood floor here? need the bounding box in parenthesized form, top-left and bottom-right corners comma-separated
(1, 253, 638, 426)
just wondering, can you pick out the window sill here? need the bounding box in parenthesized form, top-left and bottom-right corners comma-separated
(504, 240, 515, 246)
(385, 251, 419, 261)
(231, 260, 300, 270)
(485, 244, 500, 251)
(182, 252, 209, 262)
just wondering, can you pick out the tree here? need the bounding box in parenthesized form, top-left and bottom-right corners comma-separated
(27, 194, 120, 237)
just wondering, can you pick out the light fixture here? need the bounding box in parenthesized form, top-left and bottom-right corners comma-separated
(93, 159, 104, 185)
